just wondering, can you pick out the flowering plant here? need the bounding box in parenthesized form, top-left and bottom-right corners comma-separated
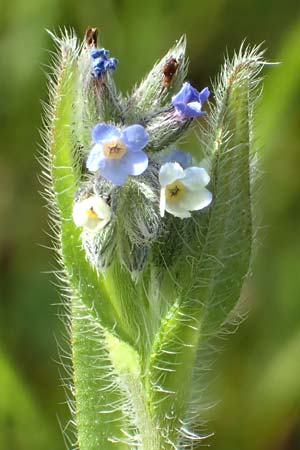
(43, 28, 266, 450)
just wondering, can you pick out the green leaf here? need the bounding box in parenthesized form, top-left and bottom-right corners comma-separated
(186, 45, 264, 334)
(44, 31, 135, 450)
(147, 46, 264, 448)
(72, 299, 130, 450)
(147, 300, 202, 448)
(44, 31, 132, 345)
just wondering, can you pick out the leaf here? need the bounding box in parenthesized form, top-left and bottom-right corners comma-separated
(147, 45, 264, 448)
(42, 30, 132, 345)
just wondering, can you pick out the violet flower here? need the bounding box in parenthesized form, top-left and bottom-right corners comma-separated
(172, 82, 210, 118)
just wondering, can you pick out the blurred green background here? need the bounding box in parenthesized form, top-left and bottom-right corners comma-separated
(0, 0, 300, 449)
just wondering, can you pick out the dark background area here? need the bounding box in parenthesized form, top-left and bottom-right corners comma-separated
(0, 0, 300, 449)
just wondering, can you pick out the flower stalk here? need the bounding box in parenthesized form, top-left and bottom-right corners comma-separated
(42, 28, 266, 449)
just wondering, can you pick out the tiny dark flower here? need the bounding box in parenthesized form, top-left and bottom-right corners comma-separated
(91, 48, 119, 79)
(172, 82, 210, 118)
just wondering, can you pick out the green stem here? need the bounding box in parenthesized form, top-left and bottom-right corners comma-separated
(148, 300, 202, 448)
(106, 333, 160, 450)
(72, 298, 129, 450)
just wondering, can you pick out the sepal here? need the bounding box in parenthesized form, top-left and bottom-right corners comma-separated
(125, 35, 188, 121)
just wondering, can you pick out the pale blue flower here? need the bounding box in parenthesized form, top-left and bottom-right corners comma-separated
(172, 82, 210, 118)
(87, 123, 149, 186)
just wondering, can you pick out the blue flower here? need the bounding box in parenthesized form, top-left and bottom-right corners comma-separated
(163, 150, 192, 169)
(172, 82, 210, 118)
(87, 124, 149, 186)
(91, 48, 118, 79)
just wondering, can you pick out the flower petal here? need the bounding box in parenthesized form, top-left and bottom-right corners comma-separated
(159, 162, 184, 187)
(92, 124, 121, 144)
(122, 125, 149, 152)
(185, 101, 204, 117)
(179, 187, 212, 211)
(92, 197, 112, 221)
(172, 82, 190, 104)
(172, 82, 209, 118)
(73, 198, 90, 227)
(182, 167, 210, 188)
(173, 82, 200, 105)
(187, 84, 202, 102)
(160, 188, 166, 217)
(86, 144, 105, 172)
(91, 49, 110, 59)
(165, 201, 191, 218)
(172, 101, 186, 115)
(100, 160, 129, 186)
(122, 150, 148, 176)
(100, 151, 148, 185)
(199, 87, 210, 105)
(72, 196, 111, 231)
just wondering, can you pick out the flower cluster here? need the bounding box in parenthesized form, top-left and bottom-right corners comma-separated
(91, 48, 118, 79)
(73, 50, 212, 231)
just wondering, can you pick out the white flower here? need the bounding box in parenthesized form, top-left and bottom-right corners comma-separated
(159, 162, 212, 218)
(72, 196, 111, 231)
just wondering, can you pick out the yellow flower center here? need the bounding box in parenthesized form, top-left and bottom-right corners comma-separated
(166, 180, 185, 202)
(103, 140, 127, 160)
(87, 207, 100, 220)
